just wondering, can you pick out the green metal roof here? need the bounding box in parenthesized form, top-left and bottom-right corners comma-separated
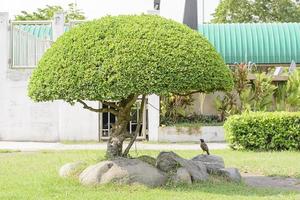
(16, 22, 300, 65)
(16, 24, 53, 40)
(15, 24, 70, 40)
(198, 23, 300, 64)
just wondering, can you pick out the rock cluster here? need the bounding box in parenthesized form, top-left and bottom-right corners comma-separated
(59, 151, 241, 187)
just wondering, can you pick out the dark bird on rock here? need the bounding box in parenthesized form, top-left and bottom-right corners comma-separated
(200, 139, 210, 155)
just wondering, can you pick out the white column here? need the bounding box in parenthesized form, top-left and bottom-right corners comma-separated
(52, 12, 65, 41)
(52, 14, 100, 141)
(148, 94, 160, 141)
(0, 12, 9, 77)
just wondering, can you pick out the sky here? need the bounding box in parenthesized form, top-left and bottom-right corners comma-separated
(1, 0, 220, 22)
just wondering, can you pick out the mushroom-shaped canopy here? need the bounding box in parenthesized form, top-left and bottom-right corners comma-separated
(28, 15, 233, 103)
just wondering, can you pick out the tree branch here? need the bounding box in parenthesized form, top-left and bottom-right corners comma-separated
(123, 95, 146, 157)
(77, 100, 119, 115)
(102, 101, 120, 110)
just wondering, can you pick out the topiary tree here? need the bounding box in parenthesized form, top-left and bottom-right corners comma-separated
(28, 15, 233, 158)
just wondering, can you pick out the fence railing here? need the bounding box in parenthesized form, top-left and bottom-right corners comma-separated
(10, 21, 53, 68)
(10, 20, 89, 68)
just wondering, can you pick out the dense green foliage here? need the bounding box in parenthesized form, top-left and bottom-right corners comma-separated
(15, 3, 85, 22)
(224, 112, 300, 151)
(275, 70, 300, 111)
(241, 73, 277, 111)
(160, 94, 194, 123)
(214, 65, 300, 120)
(212, 0, 300, 23)
(28, 15, 233, 103)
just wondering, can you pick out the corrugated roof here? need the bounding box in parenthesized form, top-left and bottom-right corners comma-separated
(16, 24, 53, 40)
(15, 24, 70, 40)
(198, 23, 300, 64)
(16, 22, 300, 65)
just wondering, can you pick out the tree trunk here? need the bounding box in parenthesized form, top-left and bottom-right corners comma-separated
(106, 116, 130, 158)
(105, 95, 138, 159)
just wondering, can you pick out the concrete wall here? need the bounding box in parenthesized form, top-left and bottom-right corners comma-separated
(190, 92, 222, 116)
(0, 69, 99, 142)
(158, 126, 225, 142)
(0, 13, 99, 142)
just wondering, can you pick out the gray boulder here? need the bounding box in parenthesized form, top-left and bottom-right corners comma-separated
(59, 161, 86, 178)
(192, 155, 225, 173)
(172, 167, 192, 184)
(79, 161, 113, 185)
(215, 168, 242, 182)
(79, 158, 166, 187)
(156, 151, 208, 181)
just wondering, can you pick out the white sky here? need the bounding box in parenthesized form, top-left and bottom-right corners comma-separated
(1, 0, 220, 22)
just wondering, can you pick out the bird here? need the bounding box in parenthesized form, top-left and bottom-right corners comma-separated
(200, 139, 210, 155)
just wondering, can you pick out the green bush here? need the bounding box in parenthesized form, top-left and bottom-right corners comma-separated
(224, 112, 300, 151)
(28, 14, 233, 103)
(27, 14, 234, 158)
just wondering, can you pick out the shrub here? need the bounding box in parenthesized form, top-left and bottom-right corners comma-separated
(28, 15, 233, 158)
(224, 112, 300, 151)
(28, 15, 233, 103)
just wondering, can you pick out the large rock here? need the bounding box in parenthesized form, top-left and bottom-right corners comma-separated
(215, 168, 242, 182)
(136, 155, 156, 166)
(192, 155, 225, 173)
(59, 161, 86, 178)
(156, 151, 208, 181)
(79, 158, 166, 187)
(79, 161, 113, 185)
(172, 167, 192, 184)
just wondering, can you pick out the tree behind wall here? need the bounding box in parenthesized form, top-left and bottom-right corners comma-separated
(28, 15, 234, 158)
(212, 0, 300, 23)
(15, 3, 85, 22)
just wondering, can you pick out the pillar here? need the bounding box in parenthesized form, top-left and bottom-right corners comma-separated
(0, 12, 9, 77)
(52, 12, 65, 41)
(148, 94, 160, 141)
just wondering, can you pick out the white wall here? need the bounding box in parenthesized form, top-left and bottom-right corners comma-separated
(0, 12, 100, 142)
(58, 102, 99, 141)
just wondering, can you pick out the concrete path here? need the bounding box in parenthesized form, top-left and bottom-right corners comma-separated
(0, 141, 228, 151)
(243, 173, 300, 192)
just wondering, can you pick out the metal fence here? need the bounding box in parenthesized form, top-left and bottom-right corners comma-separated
(10, 21, 53, 68)
(10, 20, 88, 68)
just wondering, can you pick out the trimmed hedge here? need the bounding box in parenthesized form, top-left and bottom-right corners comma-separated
(224, 112, 300, 151)
(28, 15, 233, 103)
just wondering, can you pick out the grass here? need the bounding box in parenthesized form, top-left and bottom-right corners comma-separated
(0, 149, 21, 153)
(0, 149, 299, 200)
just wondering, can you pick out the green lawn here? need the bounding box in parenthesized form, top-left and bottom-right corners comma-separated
(0, 149, 299, 200)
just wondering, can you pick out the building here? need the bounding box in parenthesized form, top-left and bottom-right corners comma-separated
(0, 0, 299, 142)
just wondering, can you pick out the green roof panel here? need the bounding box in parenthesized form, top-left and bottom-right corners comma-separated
(198, 23, 300, 64)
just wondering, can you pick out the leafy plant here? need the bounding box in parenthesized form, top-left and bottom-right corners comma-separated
(212, 0, 300, 23)
(215, 63, 249, 120)
(224, 112, 300, 151)
(15, 3, 85, 22)
(160, 94, 193, 124)
(215, 64, 279, 119)
(242, 73, 277, 111)
(286, 70, 300, 110)
(28, 15, 233, 158)
(215, 92, 237, 121)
